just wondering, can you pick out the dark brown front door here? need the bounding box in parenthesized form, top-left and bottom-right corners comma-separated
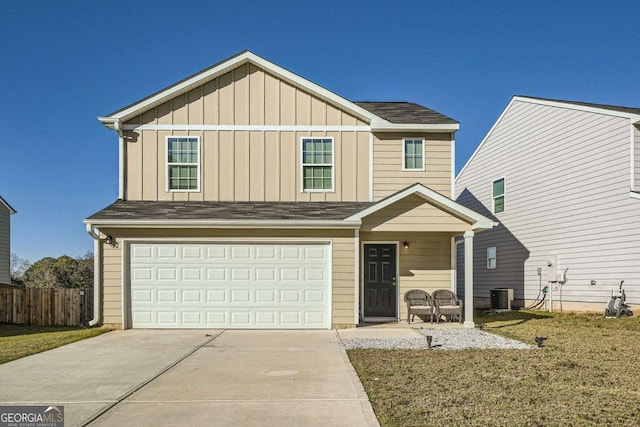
(363, 244, 397, 318)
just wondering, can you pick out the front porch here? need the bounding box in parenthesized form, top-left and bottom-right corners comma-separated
(346, 184, 492, 328)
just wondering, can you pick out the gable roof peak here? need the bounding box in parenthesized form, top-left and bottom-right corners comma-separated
(98, 50, 383, 128)
(0, 196, 16, 215)
(514, 95, 640, 118)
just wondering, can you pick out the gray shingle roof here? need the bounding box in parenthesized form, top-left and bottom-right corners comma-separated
(87, 200, 375, 221)
(354, 102, 458, 125)
(518, 96, 640, 116)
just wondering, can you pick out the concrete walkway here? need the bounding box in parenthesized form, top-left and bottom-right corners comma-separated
(0, 330, 378, 427)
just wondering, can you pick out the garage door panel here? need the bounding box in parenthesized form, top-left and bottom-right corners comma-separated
(182, 246, 203, 259)
(207, 290, 227, 302)
(132, 267, 153, 281)
(231, 268, 251, 281)
(157, 289, 178, 302)
(256, 290, 276, 302)
(157, 246, 178, 259)
(130, 243, 331, 329)
(256, 246, 276, 259)
(182, 289, 203, 303)
(206, 268, 227, 281)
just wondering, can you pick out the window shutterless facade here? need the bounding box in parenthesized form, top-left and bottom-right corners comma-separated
(301, 137, 334, 191)
(167, 136, 200, 191)
(403, 138, 425, 171)
(487, 247, 497, 269)
(492, 177, 505, 213)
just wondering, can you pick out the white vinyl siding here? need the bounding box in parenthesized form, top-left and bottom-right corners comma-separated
(456, 99, 640, 307)
(167, 136, 200, 191)
(301, 137, 334, 191)
(403, 138, 425, 171)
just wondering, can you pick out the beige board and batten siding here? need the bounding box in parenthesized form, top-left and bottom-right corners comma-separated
(456, 99, 640, 307)
(373, 132, 453, 201)
(99, 228, 355, 328)
(124, 63, 370, 203)
(0, 207, 10, 285)
(360, 194, 472, 233)
(360, 232, 454, 321)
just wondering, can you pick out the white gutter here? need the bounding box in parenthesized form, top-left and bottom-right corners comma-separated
(82, 219, 362, 229)
(370, 123, 459, 132)
(85, 224, 101, 327)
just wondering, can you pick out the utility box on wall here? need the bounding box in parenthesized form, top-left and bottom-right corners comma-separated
(490, 288, 514, 311)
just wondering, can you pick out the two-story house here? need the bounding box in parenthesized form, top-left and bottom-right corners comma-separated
(456, 95, 640, 311)
(0, 196, 17, 285)
(85, 51, 493, 329)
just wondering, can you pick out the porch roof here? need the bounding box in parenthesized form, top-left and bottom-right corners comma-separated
(347, 183, 495, 231)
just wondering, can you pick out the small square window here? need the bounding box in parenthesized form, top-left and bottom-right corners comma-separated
(487, 247, 497, 269)
(492, 178, 505, 214)
(403, 138, 425, 171)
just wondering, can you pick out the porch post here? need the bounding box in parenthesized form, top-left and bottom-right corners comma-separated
(463, 231, 475, 328)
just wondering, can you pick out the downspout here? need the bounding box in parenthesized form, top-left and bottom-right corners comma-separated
(86, 224, 102, 326)
(113, 120, 125, 200)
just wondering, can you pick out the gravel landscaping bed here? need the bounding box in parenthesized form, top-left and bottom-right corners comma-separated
(341, 328, 532, 350)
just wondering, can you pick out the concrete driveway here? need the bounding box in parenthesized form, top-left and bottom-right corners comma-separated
(0, 330, 378, 427)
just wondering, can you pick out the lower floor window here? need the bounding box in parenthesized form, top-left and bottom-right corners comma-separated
(487, 247, 497, 269)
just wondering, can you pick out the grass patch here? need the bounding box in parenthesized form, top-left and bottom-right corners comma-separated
(0, 324, 111, 364)
(348, 311, 640, 426)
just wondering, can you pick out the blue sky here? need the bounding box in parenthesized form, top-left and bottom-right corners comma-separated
(2, 0, 639, 262)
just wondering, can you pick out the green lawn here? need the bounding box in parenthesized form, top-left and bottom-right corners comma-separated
(0, 324, 111, 364)
(348, 311, 640, 426)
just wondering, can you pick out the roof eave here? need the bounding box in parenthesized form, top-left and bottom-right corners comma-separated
(83, 218, 362, 229)
(0, 197, 16, 215)
(514, 96, 640, 122)
(370, 122, 459, 132)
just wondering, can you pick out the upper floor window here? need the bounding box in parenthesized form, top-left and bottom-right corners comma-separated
(167, 136, 200, 191)
(302, 137, 333, 191)
(492, 177, 505, 213)
(403, 138, 425, 171)
(487, 247, 497, 269)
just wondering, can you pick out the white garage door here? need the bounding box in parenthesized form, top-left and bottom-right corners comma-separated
(129, 242, 331, 329)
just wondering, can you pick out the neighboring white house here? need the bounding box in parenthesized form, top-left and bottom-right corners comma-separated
(0, 196, 17, 285)
(455, 95, 640, 311)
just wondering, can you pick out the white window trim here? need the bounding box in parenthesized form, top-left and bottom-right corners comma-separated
(166, 136, 201, 193)
(492, 176, 505, 214)
(487, 247, 497, 269)
(300, 137, 335, 193)
(402, 138, 426, 171)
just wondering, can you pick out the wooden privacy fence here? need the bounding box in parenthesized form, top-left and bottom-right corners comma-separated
(0, 287, 94, 326)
